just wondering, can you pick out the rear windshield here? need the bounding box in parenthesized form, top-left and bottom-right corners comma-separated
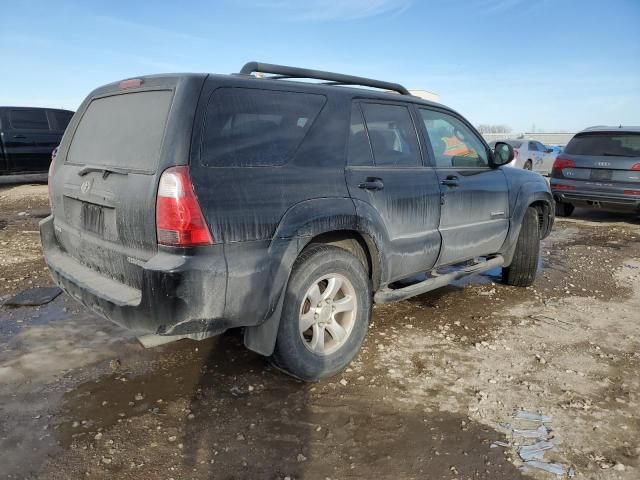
(67, 90, 174, 171)
(564, 133, 640, 157)
(201, 88, 326, 167)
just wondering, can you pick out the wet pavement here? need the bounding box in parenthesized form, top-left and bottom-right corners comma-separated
(1, 184, 640, 479)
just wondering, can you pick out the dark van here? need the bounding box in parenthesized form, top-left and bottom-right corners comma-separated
(0, 107, 74, 175)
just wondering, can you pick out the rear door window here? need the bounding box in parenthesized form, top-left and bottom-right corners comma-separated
(66, 90, 174, 172)
(528, 141, 538, 151)
(9, 109, 50, 130)
(564, 133, 640, 157)
(201, 88, 326, 167)
(347, 103, 374, 166)
(360, 103, 420, 167)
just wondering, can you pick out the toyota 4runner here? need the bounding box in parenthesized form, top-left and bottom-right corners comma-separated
(40, 62, 554, 380)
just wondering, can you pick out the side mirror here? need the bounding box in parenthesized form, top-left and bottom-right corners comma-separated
(546, 148, 553, 153)
(491, 141, 514, 167)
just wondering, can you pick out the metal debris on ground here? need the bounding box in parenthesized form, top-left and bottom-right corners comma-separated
(3, 286, 62, 307)
(493, 410, 575, 477)
(529, 314, 575, 331)
(514, 410, 552, 423)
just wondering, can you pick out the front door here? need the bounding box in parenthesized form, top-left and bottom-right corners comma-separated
(345, 101, 441, 283)
(417, 107, 509, 266)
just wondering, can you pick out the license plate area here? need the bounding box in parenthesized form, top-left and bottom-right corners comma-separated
(590, 169, 612, 181)
(81, 202, 105, 236)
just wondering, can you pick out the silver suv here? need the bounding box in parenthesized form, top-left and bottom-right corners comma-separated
(551, 126, 640, 216)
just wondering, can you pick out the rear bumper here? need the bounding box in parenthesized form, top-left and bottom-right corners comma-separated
(39, 215, 231, 336)
(551, 185, 640, 212)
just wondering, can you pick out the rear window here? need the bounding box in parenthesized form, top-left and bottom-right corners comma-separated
(201, 88, 326, 167)
(67, 90, 174, 171)
(10, 109, 50, 130)
(564, 133, 640, 157)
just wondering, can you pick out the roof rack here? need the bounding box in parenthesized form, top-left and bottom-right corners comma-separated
(238, 61, 411, 96)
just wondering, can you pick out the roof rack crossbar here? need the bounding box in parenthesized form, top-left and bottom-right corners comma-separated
(239, 61, 411, 96)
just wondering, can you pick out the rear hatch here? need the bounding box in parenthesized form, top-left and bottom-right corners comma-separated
(554, 131, 640, 194)
(49, 74, 206, 290)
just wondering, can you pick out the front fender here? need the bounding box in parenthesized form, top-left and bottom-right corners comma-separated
(500, 180, 554, 266)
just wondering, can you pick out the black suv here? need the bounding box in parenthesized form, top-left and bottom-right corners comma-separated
(0, 107, 73, 175)
(40, 63, 553, 380)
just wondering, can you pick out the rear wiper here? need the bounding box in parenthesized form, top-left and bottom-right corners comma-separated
(78, 165, 129, 179)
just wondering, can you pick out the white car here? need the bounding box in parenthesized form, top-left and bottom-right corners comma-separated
(489, 139, 557, 175)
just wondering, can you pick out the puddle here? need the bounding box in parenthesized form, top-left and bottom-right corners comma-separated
(46, 330, 524, 479)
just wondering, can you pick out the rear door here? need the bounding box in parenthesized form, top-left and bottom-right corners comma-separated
(345, 101, 441, 282)
(49, 76, 203, 290)
(417, 107, 509, 266)
(559, 131, 640, 195)
(3, 108, 58, 172)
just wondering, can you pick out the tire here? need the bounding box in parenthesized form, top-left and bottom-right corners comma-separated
(524, 160, 532, 170)
(502, 207, 540, 287)
(555, 201, 574, 217)
(271, 244, 371, 381)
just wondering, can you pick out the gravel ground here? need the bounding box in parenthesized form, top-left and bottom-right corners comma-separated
(0, 184, 639, 480)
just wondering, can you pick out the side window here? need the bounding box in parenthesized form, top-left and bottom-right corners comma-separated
(528, 141, 538, 151)
(419, 109, 488, 168)
(201, 88, 326, 167)
(51, 110, 73, 131)
(347, 103, 374, 166)
(537, 142, 547, 152)
(9, 109, 49, 130)
(360, 103, 420, 167)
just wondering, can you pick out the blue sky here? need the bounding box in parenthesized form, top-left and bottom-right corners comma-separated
(1, 0, 638, 132)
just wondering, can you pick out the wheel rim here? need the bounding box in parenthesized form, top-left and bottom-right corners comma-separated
(299, 273, 357, 356)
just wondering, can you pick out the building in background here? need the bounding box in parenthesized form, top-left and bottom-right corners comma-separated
(409, 89, 439, 102)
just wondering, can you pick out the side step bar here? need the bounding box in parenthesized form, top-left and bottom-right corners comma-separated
(374, 256, 504, 304)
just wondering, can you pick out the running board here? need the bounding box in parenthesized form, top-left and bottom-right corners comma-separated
(374, 255, 504, 304)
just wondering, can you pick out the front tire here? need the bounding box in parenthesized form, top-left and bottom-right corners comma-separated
(502, 207, 540, 287)
(524, 160, 532, 170)
(271, 245, 371, 381)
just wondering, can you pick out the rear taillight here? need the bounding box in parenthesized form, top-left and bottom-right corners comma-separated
(631, 163, 640, 171)
(48, 146, 58, 210)
(624, 189, 640, 195)
(156, 166, 213, 247)
(514, 149, 519, 159)
(552, 156, 575, 177)
(552, 157, 576, 171)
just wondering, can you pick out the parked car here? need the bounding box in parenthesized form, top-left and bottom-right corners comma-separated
(41, 62, 554, 380)
(0, 107, 73, 175)
(488, 139, 557, 175)
(551, 126, 640, 216)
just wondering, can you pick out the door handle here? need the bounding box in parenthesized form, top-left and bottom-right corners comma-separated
(13, 134, 26, 139)
(441, 175, 459, 187)
(358, 178, 384, 191)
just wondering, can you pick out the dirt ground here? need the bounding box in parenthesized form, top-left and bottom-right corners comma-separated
(1, 183, 639, 480)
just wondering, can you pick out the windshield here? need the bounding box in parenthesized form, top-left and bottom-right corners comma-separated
(564, 132, 640, 157)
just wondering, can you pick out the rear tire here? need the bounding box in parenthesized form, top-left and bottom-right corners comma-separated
(502, 207, 540, 287)
(271, 245, 371, 381)
(555, 201, 574, 217)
